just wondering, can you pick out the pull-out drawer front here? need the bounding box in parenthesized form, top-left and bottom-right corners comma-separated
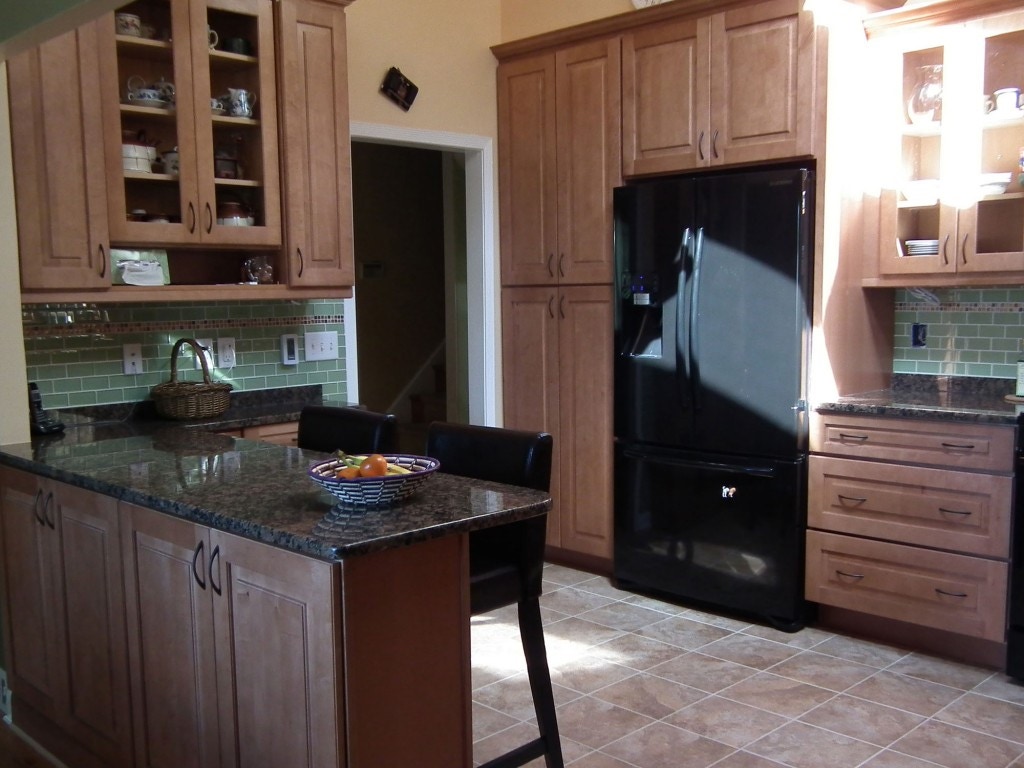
(808, 456, 1012, 558)
(806, 530, 1009, 642)
(810, 413, 1014, 473)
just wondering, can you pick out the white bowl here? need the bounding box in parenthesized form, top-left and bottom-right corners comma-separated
(122, 143, 150, 159)
(900, 179, 939, 205)
(122, 156, 152, 172)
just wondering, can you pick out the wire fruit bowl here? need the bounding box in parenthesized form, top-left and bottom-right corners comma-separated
(308, 454, 440, 508)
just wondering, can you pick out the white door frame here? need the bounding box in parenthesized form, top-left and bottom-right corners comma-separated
(347, 122, 499, 426)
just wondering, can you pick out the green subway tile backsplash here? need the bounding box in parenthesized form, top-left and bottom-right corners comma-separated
(23, 300, 347, 409)
(893, 287, 1024, 379)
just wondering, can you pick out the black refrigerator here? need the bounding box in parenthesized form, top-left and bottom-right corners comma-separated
(613, 162, 814, 629)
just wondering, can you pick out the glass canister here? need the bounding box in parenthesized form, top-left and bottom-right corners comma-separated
(907, 64, 943, 125)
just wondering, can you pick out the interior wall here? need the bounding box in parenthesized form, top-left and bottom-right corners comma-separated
(351, 142, 445, 415)
(499, 0, 632, 42)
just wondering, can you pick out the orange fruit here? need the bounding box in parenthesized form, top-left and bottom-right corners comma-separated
(359, 454, 389, 478)
(336, 466, 360, 479)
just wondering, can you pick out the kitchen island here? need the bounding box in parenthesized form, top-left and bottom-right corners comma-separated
(0, 423, 551, 768)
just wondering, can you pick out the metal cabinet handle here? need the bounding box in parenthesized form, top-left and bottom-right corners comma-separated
(837, 494, 867, 505)
(192, 540, 207, 590)
(558, 253, 565, 278)
(697, 130, 705, 161)
(547, 296, 554, 319)
(297, 247, 304, 278)
(836, 570, 864, 580)
(837, 433, 869, 442)
(941, 442, 976, 451)
(205, 202, 213, 234)
(42, 492, 56, 530)
(188, 202, 196, 234)
(33, 489, 46, 526)
(98, 244, 107, 278)
(711, 129, 719, 159)
(938, 507, 971, 517)
(960, 233, 969, 265)
(941, 234, 949, 265)
(209, 545, 222, 596)
(546, 253, 554, 278)
(935, 588, 967, 599)
(559, 294, 566, 319)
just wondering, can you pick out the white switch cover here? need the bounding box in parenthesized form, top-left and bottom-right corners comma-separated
(217, 337, 236, 369)
(123, 343, 143, 375)
(305, 331, 338, 361)
(194, 339, 214, 370)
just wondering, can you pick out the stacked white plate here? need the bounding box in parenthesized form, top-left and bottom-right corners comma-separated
(905, 239, 940, 256)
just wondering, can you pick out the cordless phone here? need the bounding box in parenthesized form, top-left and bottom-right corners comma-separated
(28, 383, 64, 435)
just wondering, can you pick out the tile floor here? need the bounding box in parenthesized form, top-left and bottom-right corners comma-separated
(471, 564, 1024, 768)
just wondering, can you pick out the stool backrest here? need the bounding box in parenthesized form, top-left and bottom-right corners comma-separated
(425, 422, 552, 492)
(297, 405, 399, 455)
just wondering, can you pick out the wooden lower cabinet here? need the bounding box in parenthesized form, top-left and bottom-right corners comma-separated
(243, 420, 300, 446)
(120, 502, 342, 768)
(807, 413, 1014, 651)
(502, 284, 614, 562)
(0, 466, 132, 768)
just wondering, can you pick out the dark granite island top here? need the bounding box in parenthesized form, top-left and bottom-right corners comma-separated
(815, 374, 1022, 427)
(0, 423, 551, 562)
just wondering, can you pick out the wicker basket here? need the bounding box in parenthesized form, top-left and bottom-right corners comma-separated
(151, 338, 233, 420)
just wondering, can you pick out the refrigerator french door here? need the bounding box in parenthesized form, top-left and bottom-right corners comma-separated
(613, 162, 814, 628)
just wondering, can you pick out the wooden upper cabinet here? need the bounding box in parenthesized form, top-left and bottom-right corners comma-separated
(498, 38, 620, 287)
(623, 0, 816, 175)
(277, 0, 355, 288)
(7, 21, 111, 290)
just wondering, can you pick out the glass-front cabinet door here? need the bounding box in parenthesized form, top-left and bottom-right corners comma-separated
(100, 0, 280, 249)
(872, 11, 1024, 281)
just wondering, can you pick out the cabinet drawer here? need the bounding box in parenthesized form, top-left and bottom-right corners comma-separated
(244, 421, 299, 446)
(808, 456, 1012, 558)
(805, 530, 1008, 642)
(810, 413, 1014, 472)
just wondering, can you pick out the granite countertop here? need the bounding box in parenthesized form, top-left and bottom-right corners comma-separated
(815, 374, 1021, 426)
(0, 421, 551, 563)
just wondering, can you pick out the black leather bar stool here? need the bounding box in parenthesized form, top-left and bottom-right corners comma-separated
(425, 422, 563, 768)
(296, 405, 398, 454)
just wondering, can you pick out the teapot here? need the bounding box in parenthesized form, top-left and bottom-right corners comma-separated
(224, 88, 257, 118)
(126, 75, 175, 105)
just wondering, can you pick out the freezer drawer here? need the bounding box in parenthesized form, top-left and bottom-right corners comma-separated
(613, 443, 807, 626)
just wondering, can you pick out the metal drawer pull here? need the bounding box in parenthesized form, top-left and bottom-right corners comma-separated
(940, 442, 976, 450)
(837, 494, 867, 504)
(835, 570, 864, 580)
(837, 433, 869, 441)
(937, 507, 972, 517)
(192, 541, 206, 590)
(935, 588, 968, 599)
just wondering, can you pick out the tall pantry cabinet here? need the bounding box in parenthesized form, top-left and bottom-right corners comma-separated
(496, 38, 619, 563)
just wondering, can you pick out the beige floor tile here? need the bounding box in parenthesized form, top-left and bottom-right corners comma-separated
(588, 632, 687, 671)
(679, 607, 755, 631)
(472, 701, 519, 741)
(567, 751, 637, 767)
(742, 623, 836, 650)
(768, 650, 879, 692)
(700, 633, 803, 670)
(666, 694, 789, 748)
(710, 751, 793, 767)
(474, 671, 581, 722)
(857, 751, 943, 768)
(555, 695, 656, 749)
(544, 563, 599, 587)
(578, 601, 673, 632)
(933, 691, 1024, 745)
(636, 615, 734, 650)
(810, 634, 910, 669)
(798, 693, 924, 746)
(846, 670, 964, 717)
(622, 592, 689, 616)
(542, 586, 619, 616)
(593, 671, 707, 719)
(601, 721, 734, 768)
(721, 671, 836, 718)
(746, 721, 881, 768)
(551, 653, 637, 694)
(471, 720, 549, 767)
(972, 674, 1024, 705)
(890, 719, 1024, 768)
(543, 616, 627, 662)
(572, 576, 637, 601)
(887, 653, 997, 691)
(649, 651, 759, 693)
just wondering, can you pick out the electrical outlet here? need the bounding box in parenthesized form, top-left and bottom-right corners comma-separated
(217, 338, 236, 369)
(123, 343, 143, 375)
(0, 668, 12, 721)
(305, 331, 338, 361)
(194, 339, 214, 370)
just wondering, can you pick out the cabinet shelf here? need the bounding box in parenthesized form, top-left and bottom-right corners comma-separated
(121, 103, 176, 119)
(115, 33, 172, 59)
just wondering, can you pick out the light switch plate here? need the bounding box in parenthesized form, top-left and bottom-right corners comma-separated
(123, 343, 143, 375)
(305, 331, 338, 361)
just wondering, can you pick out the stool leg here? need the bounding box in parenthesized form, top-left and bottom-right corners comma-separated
(518, 596, 564, 768)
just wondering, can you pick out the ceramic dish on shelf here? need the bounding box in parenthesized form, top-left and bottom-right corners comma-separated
(979, 172, 1012, 196)
(900, 178, 939, 205)
(308, 455, 440, 508)
(212, 107, 227, 116)
(128, 96, 171, 109)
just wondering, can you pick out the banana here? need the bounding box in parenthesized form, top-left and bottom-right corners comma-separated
(386, 464, 412, 475)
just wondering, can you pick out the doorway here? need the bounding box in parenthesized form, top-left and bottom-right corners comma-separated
(346, 123, 499, 430)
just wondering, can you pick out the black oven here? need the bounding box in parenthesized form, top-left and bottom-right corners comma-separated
(1009, 416, 1024, 680)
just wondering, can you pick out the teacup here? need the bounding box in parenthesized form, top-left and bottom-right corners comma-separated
(994, 87, 1021, 114)
(211, 97, 224, 113)
(208, 26, 219, 50)
(115, 13, 142, 37)
(128, 87, 165, 103)
(161, 150, 180, 176)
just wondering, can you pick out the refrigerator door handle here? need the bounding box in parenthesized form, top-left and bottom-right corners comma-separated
(690, 227, 705, 409)
(621, 446, 776, 478)
(676, 227, 694, 406)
